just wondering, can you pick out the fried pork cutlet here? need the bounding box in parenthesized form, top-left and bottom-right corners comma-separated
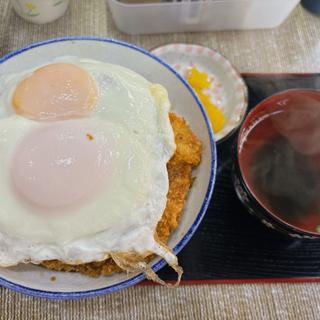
(41, 113, 202, 277)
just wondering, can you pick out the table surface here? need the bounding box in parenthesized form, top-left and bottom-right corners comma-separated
(1, 1, 320, 319)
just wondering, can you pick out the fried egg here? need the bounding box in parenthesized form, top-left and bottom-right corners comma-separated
(0, 58, 176, 268)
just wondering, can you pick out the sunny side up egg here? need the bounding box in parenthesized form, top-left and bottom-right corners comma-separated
(0, 58, 177, 270)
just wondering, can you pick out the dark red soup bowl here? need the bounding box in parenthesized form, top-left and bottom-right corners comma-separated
(233, 89, 320, 239)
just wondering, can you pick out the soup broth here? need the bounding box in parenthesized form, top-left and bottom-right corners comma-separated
(239, 90, 320, 233)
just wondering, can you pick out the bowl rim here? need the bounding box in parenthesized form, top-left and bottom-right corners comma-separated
(0, 36, 217, 299)
(236, 88, 320, 238)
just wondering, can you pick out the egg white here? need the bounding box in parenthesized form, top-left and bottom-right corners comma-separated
(0, 58, 176, 266)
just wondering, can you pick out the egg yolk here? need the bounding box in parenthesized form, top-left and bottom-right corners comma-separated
(12, 63, 98, 121)
(11, 122, 110, 210)
(187, 67, 226, 133)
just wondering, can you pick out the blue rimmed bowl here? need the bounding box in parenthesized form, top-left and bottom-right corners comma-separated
(0, 37, 216, 299)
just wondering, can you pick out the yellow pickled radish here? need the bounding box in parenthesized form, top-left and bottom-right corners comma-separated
(194, 88, 225, 133)
(194, 88, 211, 104)
(187, 67, 211, 90)
(204, 102, 226, 133)
(187, 67, 226, 133)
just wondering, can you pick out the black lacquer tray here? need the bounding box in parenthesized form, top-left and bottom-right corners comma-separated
(149, 74, 320, 284)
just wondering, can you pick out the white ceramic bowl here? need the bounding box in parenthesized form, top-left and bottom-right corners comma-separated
(0, 37, 216, 299)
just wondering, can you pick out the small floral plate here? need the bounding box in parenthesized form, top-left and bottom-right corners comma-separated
(151, 43, 248, 143)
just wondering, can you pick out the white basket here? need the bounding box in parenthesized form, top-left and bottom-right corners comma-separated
(108, 0, 300, 35)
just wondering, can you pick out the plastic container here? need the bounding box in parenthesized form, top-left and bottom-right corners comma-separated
(108, 0, 300, 35)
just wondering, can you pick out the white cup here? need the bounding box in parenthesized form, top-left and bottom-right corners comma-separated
(11, 0, 70, 24)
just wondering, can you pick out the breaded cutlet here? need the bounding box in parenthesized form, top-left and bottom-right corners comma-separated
(41, 112, 202, 277)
